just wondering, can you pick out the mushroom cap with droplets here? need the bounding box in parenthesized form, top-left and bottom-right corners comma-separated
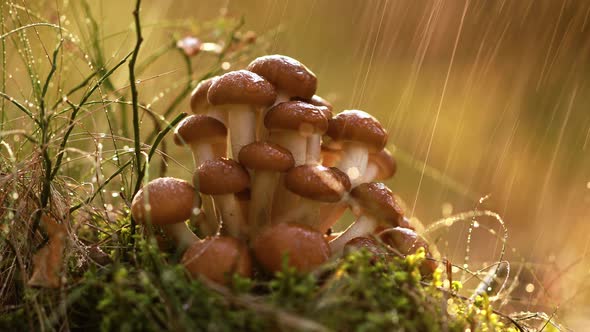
(252, 223, 330, 273)
(350, 182, 404, 226)
(207, 70, 276, 107)
(326, 110, 388, 152)
(195, 158, 250, 195)
(173, 114, 227, 146)
(238, 141, 294, 172)
(181, 236, 252, 285)
(285, 164, 351, 202)
(131, 177, 199, 226)
(247, 55, 317, 99)
(264, 101, 328, 135)
(190, 76, 219, 113)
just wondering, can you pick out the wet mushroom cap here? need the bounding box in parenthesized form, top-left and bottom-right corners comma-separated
(292, 94, 333, 112)
(195, 158, 250, 195)
(207, 70, 276, 106)
(343, 236, 390, 259)
(264, 101, 328, 135)
(181, 236, 252, 285)
(238, 141, 294, 172)
(131, 177, 198, 226)
(350, 182, 404, 226)
(284, 165, 351, 202)
(378, 227, 437, 274)
(252, 222, 330, 273)
(173, 114, 227, 145)
(190, 76, 219, 112)
(370, 148, 397, 180)
(326, 110, 388, 152)
(247, 54, 317, 99)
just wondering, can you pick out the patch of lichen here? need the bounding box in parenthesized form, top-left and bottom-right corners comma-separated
(1, 232, 519, 331)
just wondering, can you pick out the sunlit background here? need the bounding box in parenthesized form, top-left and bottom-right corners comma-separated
(4, 0, 590, 328)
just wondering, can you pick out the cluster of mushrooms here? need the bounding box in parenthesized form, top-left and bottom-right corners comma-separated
(131, 55, 437, 285)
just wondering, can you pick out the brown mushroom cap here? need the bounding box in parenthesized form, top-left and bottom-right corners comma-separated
(207, 70, 276, 106)
(252, 223, 330, 273)
(131, 177, 198, 226)
(320, 144, 342, 167)
(238, 141, 294, 172)
(378, 227, 437, 274)
(343, 236, 390, 260)
(195, 158, 250, 195)
(181, 236, 252, 285)
(326, 110, 388, 152)
(369, 148, 397, 180)
(247, 55, 317, 99)
(350, 182, 404, 226)
(264, 101, 328, 135)
(284, 165, 351, 202)
(190, 76, 219, 112)
(173, 114, 227, 146)
(292, 94, 333, 112)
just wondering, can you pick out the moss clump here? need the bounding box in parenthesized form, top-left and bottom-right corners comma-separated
(0, 235, 521, 332)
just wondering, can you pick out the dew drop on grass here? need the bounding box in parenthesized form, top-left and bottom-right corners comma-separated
(11, 192, 18, 200)
(111, 192, 119, 198)
(525, 284, 535, 293)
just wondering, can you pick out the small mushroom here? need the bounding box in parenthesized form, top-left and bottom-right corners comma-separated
(378, 227, 437, 275)
(329, 182, 404, 256)
(326, 110, 388, 187)
(182, 236, 252, 285)
(190, 76, 227, 125)
(238, 141, 294, 236)
(247, 54, 317, 105)
(196, 158, 250, 239)
(173, 114, 228, 166)
(264, 101, 328, 166)
(208, 70, 276, 158)
(283, 164, 351, 229)
(131, 177, 200, 252)
(292, 94, 333, 112)
(320, 143, 342, 167)
(252, 222, 330, 273)
(361, 148, 397, 183)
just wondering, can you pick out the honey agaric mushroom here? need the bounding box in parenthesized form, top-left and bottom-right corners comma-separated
(292, 94, 333, 112)
(326, 110, 388, 187)
(329, 182, 405, 256)
(207, 70, 276, 158)
(252, 222, 330, 273)
(361, 148, 397, 183)
(284, 164, 351, 229)
(196, 158, 250, 239)
(238, 141, 294, 235)
(182, 236, 252, 285)
(378, 227, 437, 275)
(131, 177, 200, 252)
(265, 101, 328, 166)
(247, 54, 317, 104)
(189, 76, 227, 125)
(320, 144, 342, 167)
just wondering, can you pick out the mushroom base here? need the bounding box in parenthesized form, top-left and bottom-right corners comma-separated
(328, 215, 378, 256)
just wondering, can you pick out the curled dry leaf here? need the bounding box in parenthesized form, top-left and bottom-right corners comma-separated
(28, 214, 67, 288)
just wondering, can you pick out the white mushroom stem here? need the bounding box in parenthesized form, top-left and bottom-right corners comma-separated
(161, 222, 200, 253)
(306, 134, 322, 165)
(227, 104, 257, 158)
(295, 198, 322, 229)
(318, 201, 348, 233)
(206, 107, 227, 126)
(212, 194, 247, 239)
(270, 176, 302, 222)
(189, 145, 223, 235)
(249, 171, 280, 236)
(337, 142, 369, 187)
(272, 91, 291, 107)
(197, 196, 218, 235)
(360, 162, 379, 183)
(269, 131, 307, 166)
(328, 215, 378, 256)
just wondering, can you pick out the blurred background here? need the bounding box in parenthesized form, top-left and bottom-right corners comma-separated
(4, 0, 590, 328)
